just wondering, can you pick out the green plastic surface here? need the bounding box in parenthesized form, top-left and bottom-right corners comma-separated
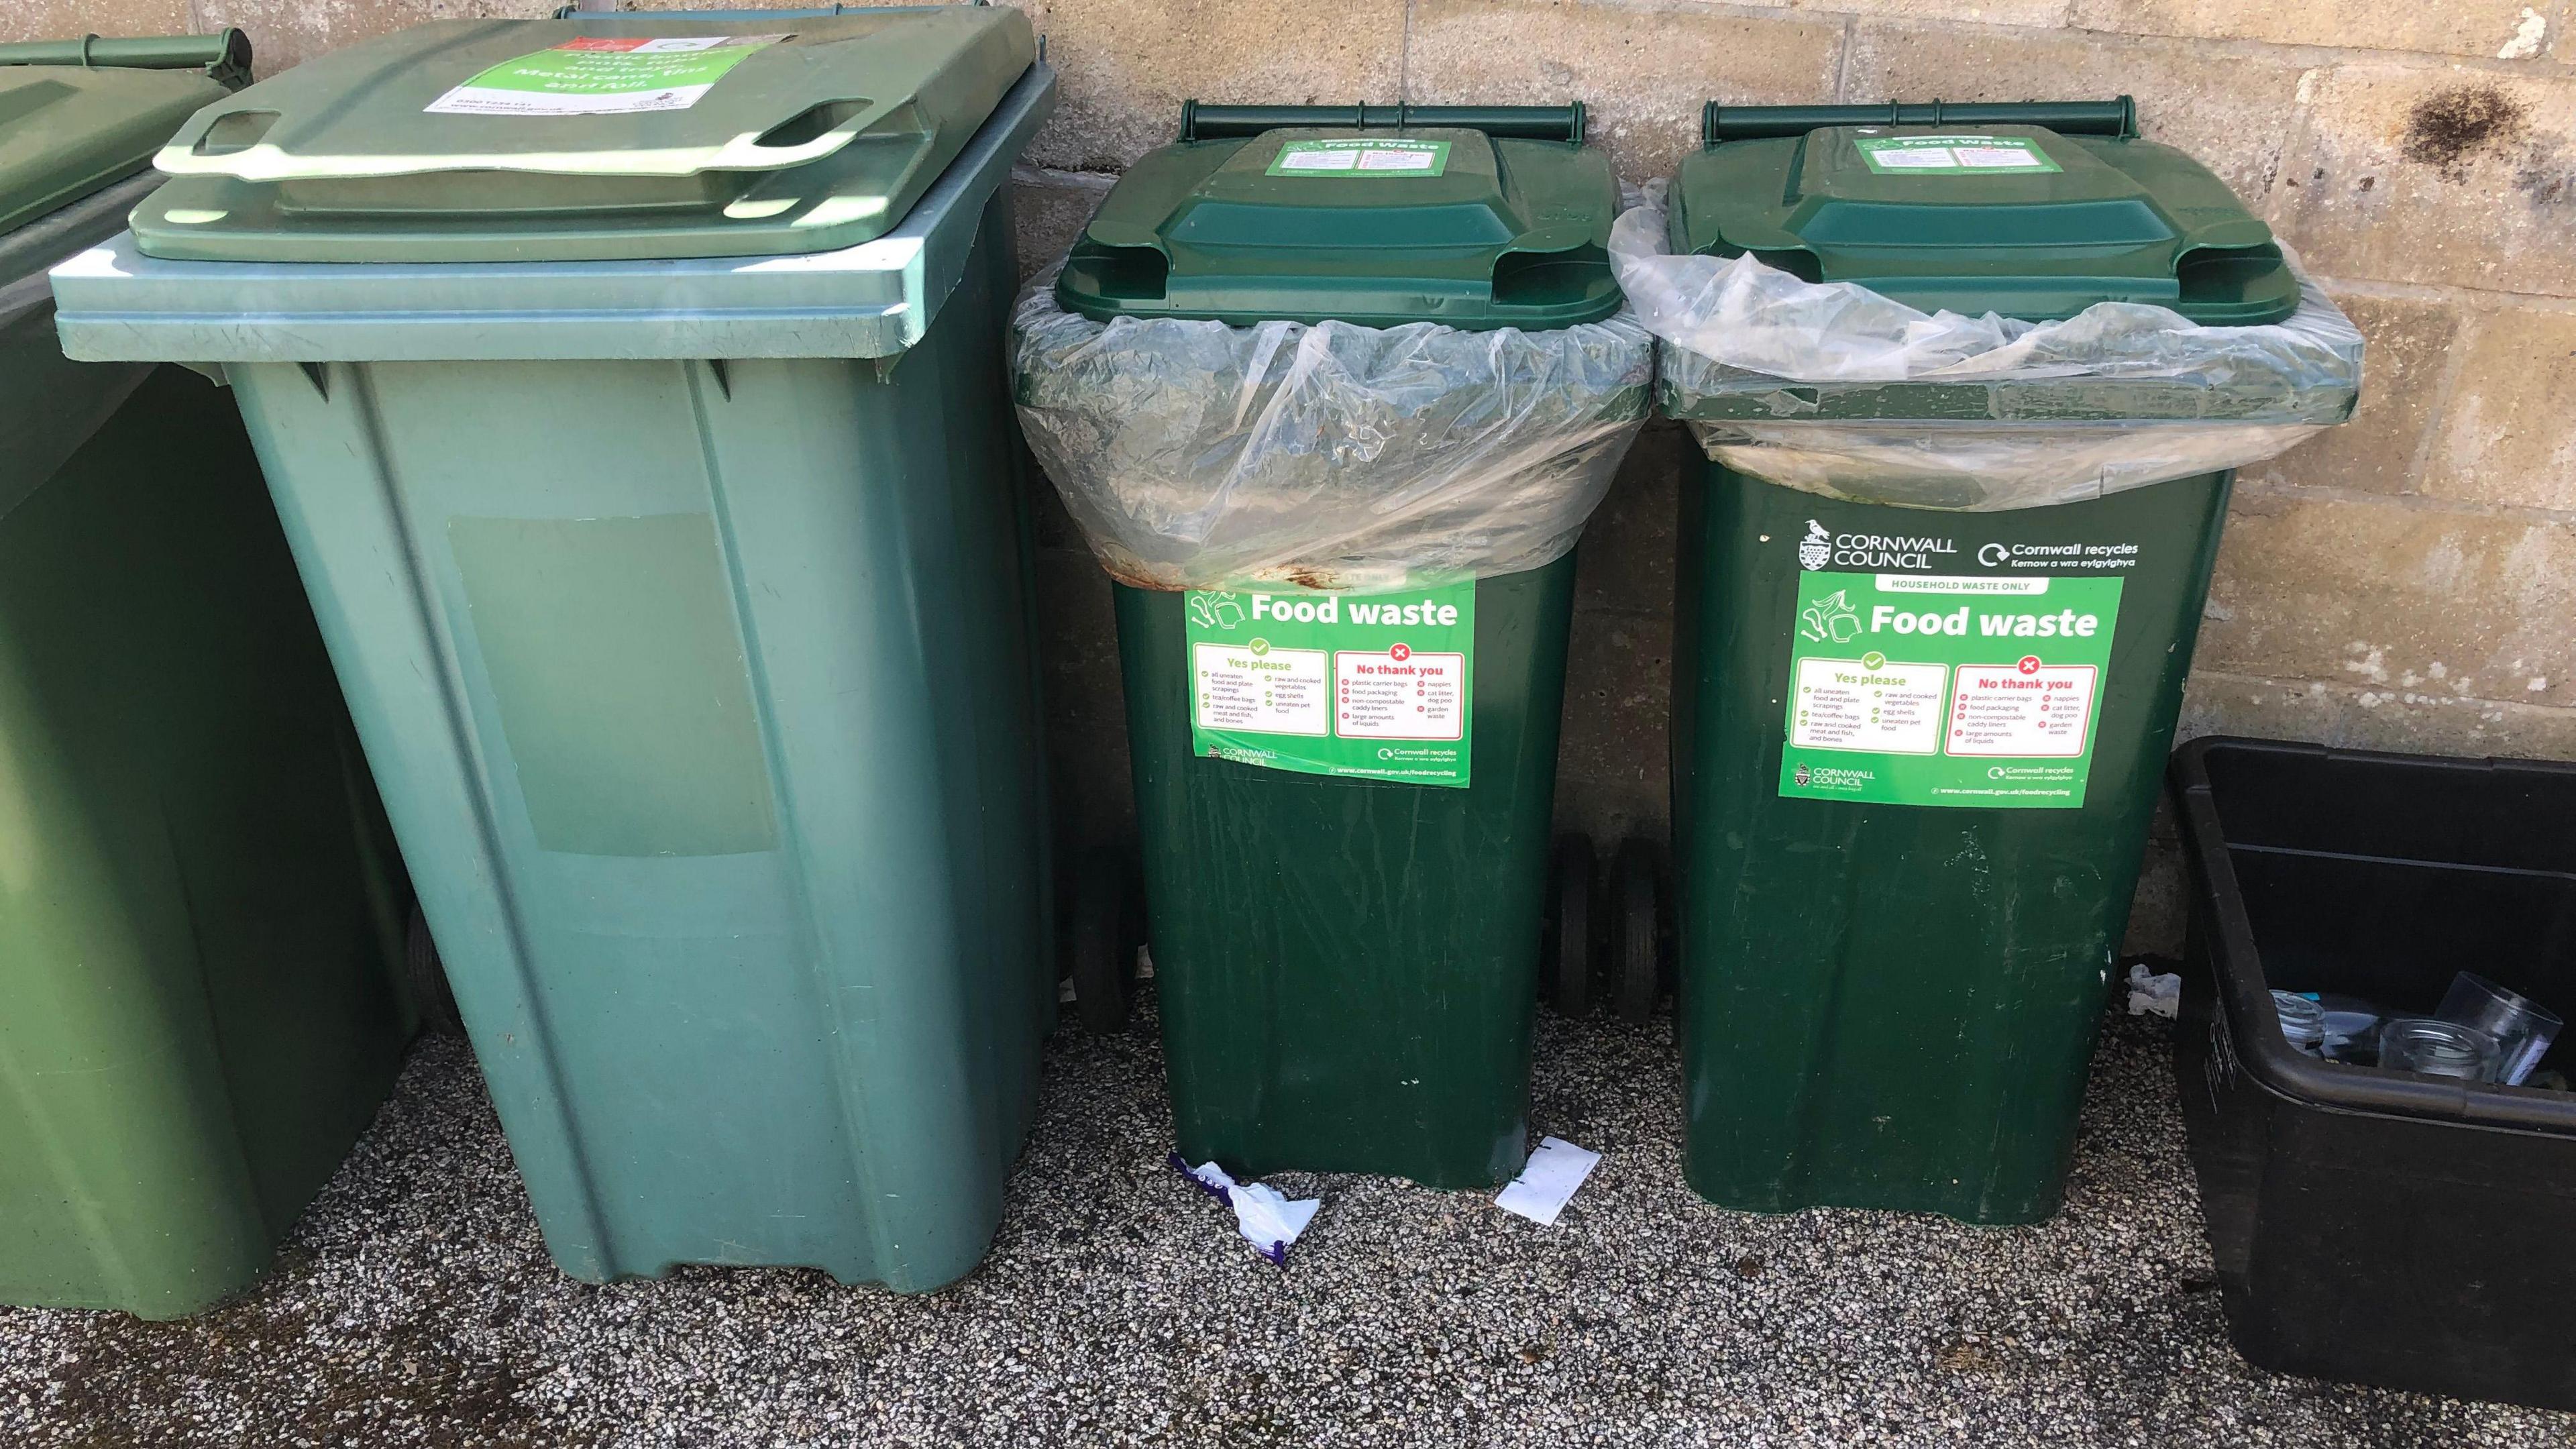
(212, 187, 1053, 1291)
(1117, 557, 1574, 1189)
(132, 7, 1032, 262)
(1057, 112, 1622, 330)
(0, 323, 411, 1318)
(0, 59, 229, 237)
(1671, 467, 2228, 1222)
(1671, 109, 2298, 325)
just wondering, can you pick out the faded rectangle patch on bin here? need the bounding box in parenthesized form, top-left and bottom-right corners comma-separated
(449, 513, 776, 857)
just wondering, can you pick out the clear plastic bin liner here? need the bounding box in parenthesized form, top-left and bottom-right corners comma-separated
(1012, 266, 1655, 590)
(1609, 182, 2363, 512)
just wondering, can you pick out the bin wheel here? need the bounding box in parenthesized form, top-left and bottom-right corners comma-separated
(1067, 845, 1142, 1034)
(1546, 834, 1599, 1018)
(406, 901, 464, 1037)
(1610, 839, 1663, 1024)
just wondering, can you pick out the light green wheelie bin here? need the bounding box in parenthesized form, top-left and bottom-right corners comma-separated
(1, 32, 417, 1319)
(54, 9, 1060, 1292)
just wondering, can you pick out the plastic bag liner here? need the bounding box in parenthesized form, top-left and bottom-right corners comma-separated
(1012, 266, 1655, 591)
(1609, 184, 2363, 511)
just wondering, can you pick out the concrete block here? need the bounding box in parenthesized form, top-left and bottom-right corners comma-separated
(1797, 0, 2070, 28)
(1012, 166, 1113, 284)
(148, 0, 968, 79)
(2241, 287, 2463, 496)
(2180, 667, 2576, 759)
(2122, 839, 2184, 959)
(1550, 606, 1671, 848)
(1572, 421, 1684, 619)
(2196, 491, 2576, 709)
(2422, 302, 2576, 513)
(2071, 0, 2555, 62)
(195, 0, 548, 78)
(1032, 547, 1138, 851)
(1839, 19, 2312, 199)
(2, 0, 190, 44)
(2270, 64, 2576, 297)
(1009, 0, 1407, 172)
(1406, 0, 1845, 183)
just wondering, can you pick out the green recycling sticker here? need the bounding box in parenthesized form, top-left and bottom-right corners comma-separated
(1267, 139, 1452, 178)
(1183, 583, 1474, 786)
(1781, 571, 2121, 808)
(425, 34, 789, 117)
(1854, 133, 2062, 176)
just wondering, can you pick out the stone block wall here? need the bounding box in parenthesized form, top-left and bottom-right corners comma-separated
(19, 0, 2574, 951)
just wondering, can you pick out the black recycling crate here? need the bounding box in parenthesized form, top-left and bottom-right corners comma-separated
(2171, 736, 2576, 1411)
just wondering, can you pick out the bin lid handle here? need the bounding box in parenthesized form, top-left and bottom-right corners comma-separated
(152, 92, 910, 182)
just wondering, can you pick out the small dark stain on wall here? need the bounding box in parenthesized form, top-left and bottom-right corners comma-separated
(2401, 85, 2528, 174)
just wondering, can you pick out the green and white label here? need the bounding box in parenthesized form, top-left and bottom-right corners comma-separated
(425, 34, 788, 117)
(1854, 133, 2061, 175)
(1782, 572, 2121, 809)
(1267, 139, 1452, 178)
(1184, 584, 1474, 786)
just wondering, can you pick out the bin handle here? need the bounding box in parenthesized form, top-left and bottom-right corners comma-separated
(157, 82, 916, 180)
(1701, 97, 2138, 145)
(1179, 101, 1586, 144)
(0, 30, 251, 89)
(702, 95, 907, 171)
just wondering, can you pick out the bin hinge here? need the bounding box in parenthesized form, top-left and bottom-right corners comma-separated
(1700, 97, 2139, 146)
(1177, 101, 1586, 145)
(0, 30, 253, 89)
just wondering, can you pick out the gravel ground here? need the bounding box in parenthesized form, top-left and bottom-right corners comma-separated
(3, 991, 2571, 1448)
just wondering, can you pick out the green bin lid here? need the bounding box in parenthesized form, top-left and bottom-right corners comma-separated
(0, 37, 241, 239)
(1672, 99, 2300, 326)
(1055, 103, 1621, 331)
(129, 7, 1032, 264)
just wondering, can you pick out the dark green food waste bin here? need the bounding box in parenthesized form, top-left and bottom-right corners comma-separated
(0, 32, 418, 1320)
(1018, 103, 1652, 1188)
(54, 9, 1059, 1292)
(1648, 99, 2361, 1222)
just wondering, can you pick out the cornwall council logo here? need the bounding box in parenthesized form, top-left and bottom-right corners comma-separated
(1793, 762, 1811, 786)
(1797, 521, 1831, 572)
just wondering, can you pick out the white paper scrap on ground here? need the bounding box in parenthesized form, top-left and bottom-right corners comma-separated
(1172, 1156, 1318, 1265)
(1495, 1136, 1601, 1226)
(2126, 963, 2181, 1019)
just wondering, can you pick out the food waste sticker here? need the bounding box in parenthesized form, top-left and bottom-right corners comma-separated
(1853, 133, 2061, 175)
(425, 34, 790, 117)
(1183, 583, 1472, 787)
(1267, 139, 1452, 178)
(1780, 570, 2121, 809)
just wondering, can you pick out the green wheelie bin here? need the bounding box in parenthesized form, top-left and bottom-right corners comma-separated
(0, 32, 417, 1319)
(54, 9, 1059, 1292)
(1621, 99, 2361, 1222)
(1016, 103, 1654, 1188)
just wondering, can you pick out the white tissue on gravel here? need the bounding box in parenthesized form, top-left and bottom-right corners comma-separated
(2, 996, 2568, 1448)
